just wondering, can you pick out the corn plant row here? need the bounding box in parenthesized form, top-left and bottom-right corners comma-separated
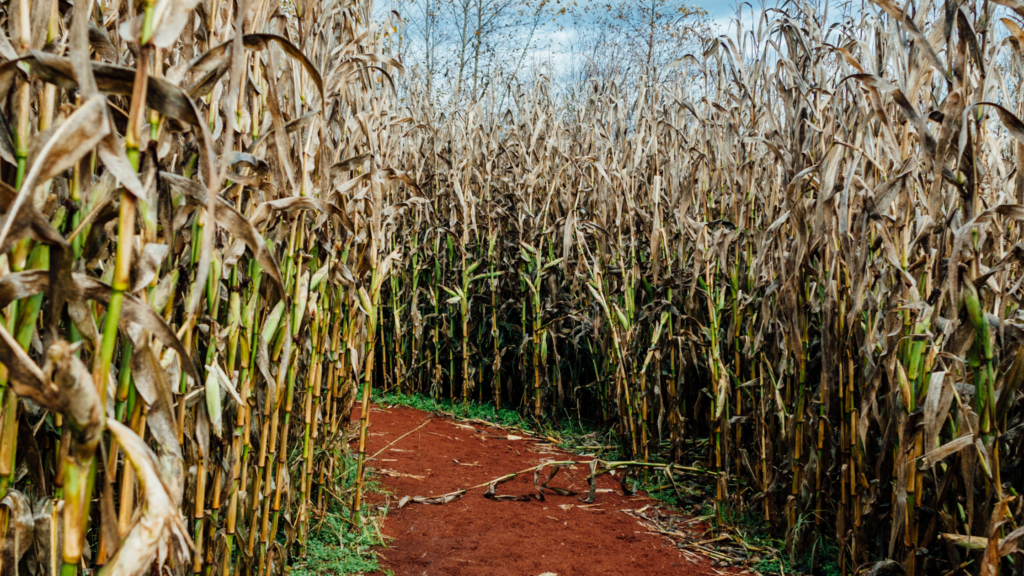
(0, 0, 412, 575)
(368, 3, 1024, 575)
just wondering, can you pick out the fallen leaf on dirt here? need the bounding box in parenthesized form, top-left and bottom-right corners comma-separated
(538, 572, 558, 576)
(507, 435, 523, 440)
(558, 504, 574, 511)
(397, 490, 466, 508)
(378, 469, 426, 480)
(453, 460, 481, 467)
(400, 461, 577, 507)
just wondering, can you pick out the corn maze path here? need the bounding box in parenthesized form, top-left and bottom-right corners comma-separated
(353, 403, 742, 576)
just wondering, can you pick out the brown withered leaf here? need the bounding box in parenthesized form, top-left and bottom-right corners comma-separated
(96, 134, 149, 202)
(0, 490, 33, 572)
(32, 499, 61, 576)
(103, 420, 192, 576)
(331, 154, 372, 173)
(482, 473, 521, 500)
(68, 0, 98, 97)
(0, 94, 108, 251)
(97, 442, 121, 563)
(976, 102, 1024, 146)
(921, 371, 954, 454)
(994, 0, 1024, 19)
(161, 173, 284, 293)
(0, 269, 50, 309)
(940, 533, 988, 549)
(130, 341, 183, 462)
(67, 298, 100, 353)
(26, 51, 201, 126)
(16, 417, 45, 494)
(72, 274, 202, 384)
(187, 35, 325, 105)
(249, 196, 349, 232)
(245, 111, 319, 157)
(1000, 525, 1024, 556)
(0, 322, 58, 410)
(859, 560, 906, 576)
(540, 465, 578, 497)
(42, 340, 102, 449)
(979, 498, 1015, 576)
(0, 180, 65, 249)
(396, 490, 466, 508)
(0, 270, 201, 385)
(118, 0, 201, 48)
(64, 172, 118, 243)
(918, 434, 973, 470)
(131, 243, 169, 293)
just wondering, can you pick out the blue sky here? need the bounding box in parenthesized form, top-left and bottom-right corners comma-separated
(526, 0, 758, 73)
(696, 1, 764, 34)
(382, 0, 771, 93)
(696, 1, 743, 25)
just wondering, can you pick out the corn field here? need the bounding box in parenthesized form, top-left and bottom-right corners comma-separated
(378, 1, 1024, 573)
(0, 0, 406, 574)
(0, 0, 1023, 574)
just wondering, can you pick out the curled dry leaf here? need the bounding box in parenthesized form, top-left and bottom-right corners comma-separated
(161, 172, 284, 292)
(24, 52, 200, 125)
(101, 420, 191, 576)
(0, 490, 33, 571)
(0, 94, 109, 251)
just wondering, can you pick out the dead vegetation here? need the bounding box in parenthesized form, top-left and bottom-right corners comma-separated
(372, 1, 1024, 574)
(0, 0, 1023, 575)
(0, 0, 406, 574)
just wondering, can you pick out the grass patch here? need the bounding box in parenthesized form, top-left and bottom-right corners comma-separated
(375, 389, 526, 427)
(290, 452, 392, 576)
(708, 507, 841, 576)
(374, 390, 624, 459)
(628, 471, 714, 510)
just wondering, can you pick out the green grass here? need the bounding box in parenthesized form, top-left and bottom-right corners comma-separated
(290, 512, 387, 576)
(374, 390, 624, 459)
(628, 471, 714, 509)
(375, 389, 526, 427)
(290, 452, 392, 576)
(710, 507, 841, 576)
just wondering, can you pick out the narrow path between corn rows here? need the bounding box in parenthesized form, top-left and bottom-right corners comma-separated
(352, 403, 740, 576)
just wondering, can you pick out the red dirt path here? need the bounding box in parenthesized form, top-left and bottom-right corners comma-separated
(353, 404, 737, 576)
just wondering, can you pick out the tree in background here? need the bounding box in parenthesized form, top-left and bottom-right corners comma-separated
(376, 0, 709, 109)
(378, 0, 559, 107)
(564, 0, 710, 97)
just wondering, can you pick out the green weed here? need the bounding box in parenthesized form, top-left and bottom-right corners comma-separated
(374, 390, 619, 457)
(375, 389, 525, 427)
(715, 507, 840, 576)
(291, 453, 391, 576)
